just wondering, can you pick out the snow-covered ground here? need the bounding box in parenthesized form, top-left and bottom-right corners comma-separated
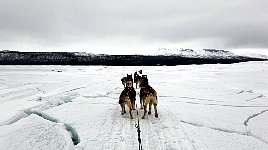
(0, 61, 268, 150)
(146, 48, 268, 59)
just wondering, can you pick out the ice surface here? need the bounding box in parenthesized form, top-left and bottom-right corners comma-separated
(0, 61, 268, 149)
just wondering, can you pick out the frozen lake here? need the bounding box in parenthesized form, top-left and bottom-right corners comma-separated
(0, 61, 268, 150)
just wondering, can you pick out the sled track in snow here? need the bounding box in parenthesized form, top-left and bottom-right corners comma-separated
(93, 105, 137, 150)
(89, 103, 199, 150)
(102, 103, 199, 150)
(89, 101, 199, 149)
(136, 110, 174, 149)
(161, 105, 197, 150)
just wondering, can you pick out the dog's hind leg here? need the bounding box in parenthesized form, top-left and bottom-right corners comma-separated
(142, 106, 147, 119)
(142, 99, 149, 119)
(127, 100, 133, 119)
(142, 105, 147, 119)
(120, 104, 125, 115)
(129, 110, 133, 119)
(154, 104, 158, 118)
(148, 101, 152, 115)
(153, 96, 158, 118)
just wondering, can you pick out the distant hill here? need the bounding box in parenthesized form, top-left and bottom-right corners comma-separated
(0, 50, 267, 66)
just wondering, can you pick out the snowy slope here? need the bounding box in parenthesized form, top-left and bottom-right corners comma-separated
(0, 62, 268, 150)
(146, 48, 268, 59)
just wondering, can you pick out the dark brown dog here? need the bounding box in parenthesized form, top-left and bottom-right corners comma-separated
(134, 71, 142, 89)
(139, 75, 158, 119)
(121, 77, 127, 88)
(119, 87, 136, 119)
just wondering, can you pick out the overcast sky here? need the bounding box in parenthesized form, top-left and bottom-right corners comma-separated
(0, 0, 268, 54)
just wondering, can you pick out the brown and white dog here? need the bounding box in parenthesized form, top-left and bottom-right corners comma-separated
(119, 89, 134, 119)
(139, 75, 158, 119)
(119, 75, 136, 119)
(121, 74, 133, 88)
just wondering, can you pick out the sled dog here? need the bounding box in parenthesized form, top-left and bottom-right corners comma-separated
(121, 74, 133, 88)
(139, 75, 158, 119)
(121, 77, 127, 88)
(119, 87, 136, 119)
(134, 71, 142, 89)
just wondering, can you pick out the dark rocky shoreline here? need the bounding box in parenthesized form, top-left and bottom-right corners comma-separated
(0, 51, 266, 66)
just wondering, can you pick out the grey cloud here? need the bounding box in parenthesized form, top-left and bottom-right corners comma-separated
(0, 0, 267, 51)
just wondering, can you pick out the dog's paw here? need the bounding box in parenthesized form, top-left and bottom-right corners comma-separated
(142, 116, 145, 119)
(148, 112, 151, 115)
(155, 114, 158, 118)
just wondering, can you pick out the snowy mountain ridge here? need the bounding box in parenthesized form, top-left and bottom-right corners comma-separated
(0, 49, 267, 65)
(148, 48, 268, 59)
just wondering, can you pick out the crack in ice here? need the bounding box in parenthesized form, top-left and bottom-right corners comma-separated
(170, 100, 268, 108)
(24, 110, 80, 145)
(244, 110, 268, 126)
(246, 95, 264, 101)
(181, 120, 268, 145)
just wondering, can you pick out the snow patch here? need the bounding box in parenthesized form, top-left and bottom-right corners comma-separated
(0, 114, 75, 150)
